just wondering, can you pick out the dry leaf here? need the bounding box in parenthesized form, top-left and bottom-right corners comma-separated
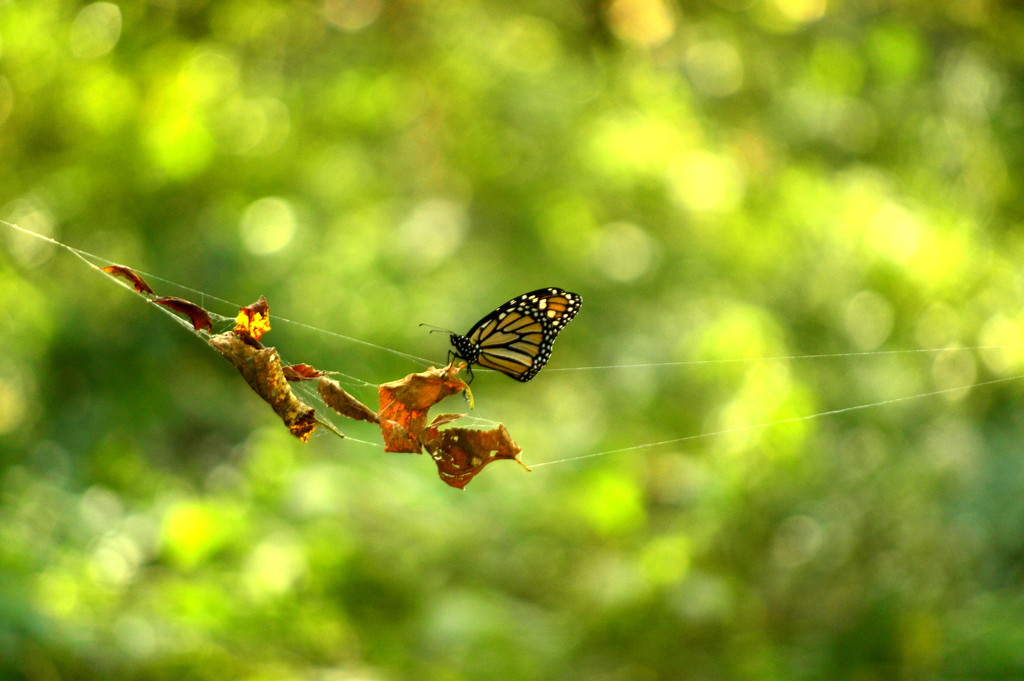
(377, 365, 468, 453)
(283, 363, 327, 381)
(319, 377, 378, 423)
(235, 296, 271, 341)
(429, 413, 465, 428)
(101, 265, 155, 295)
(152, 296, 214, 332)
(422, 423, 527, 489)
(209, 331, 318, 441)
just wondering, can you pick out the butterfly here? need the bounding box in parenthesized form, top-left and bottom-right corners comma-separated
(447, 287, 582, 382)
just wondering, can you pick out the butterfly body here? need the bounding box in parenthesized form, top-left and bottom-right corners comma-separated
(449, 287, 582, 382)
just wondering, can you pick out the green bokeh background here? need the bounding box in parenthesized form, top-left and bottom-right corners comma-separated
(4, 0, 1024, 679)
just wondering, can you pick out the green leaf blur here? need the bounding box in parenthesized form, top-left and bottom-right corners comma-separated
(3, 0, 1024, 679)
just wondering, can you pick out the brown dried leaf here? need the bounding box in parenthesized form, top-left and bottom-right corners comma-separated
(422, 424, 527, 489)
(152, 296, 214, 332)
(318, 377, 378, 423)
(209, 331, 318, 441)
(234, 296, 271, 341)
(283, 363, 327, 381)
(429, 413, 465, 428)
(287, 410, 319, 441)
(377, 366, 468, 453)
(101, 265, 155, 295)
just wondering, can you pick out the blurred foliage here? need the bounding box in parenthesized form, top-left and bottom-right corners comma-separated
(4, 0, 1024, 679)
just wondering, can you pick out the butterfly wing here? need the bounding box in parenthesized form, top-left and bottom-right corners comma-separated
(460, 287, 582, 382)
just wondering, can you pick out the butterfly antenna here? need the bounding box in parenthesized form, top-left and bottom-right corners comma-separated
(419, 322, 456, 335)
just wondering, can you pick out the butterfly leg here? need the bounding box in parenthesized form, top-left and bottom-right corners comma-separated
(459, 363, 475, 407)
(446, 349, 474, 385)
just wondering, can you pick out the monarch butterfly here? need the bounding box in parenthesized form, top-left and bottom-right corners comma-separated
(448, 287, 582, 382)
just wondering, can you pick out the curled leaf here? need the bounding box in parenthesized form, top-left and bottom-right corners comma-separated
(283, 363, 327, 381)
(289, 411, 318, 441)
(209, 332, 318, 441)
(377, 366, 468, 453)
(319, 377, 379, 423)
(101, 265, 155, 295)
(235, 296, 271, 341)
(152, 296, 213, 332)
(429, 413, 465, 428)
(422, 424, 527, 490)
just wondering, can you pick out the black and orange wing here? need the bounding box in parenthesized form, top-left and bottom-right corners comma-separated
(461, 288, 582, 382)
